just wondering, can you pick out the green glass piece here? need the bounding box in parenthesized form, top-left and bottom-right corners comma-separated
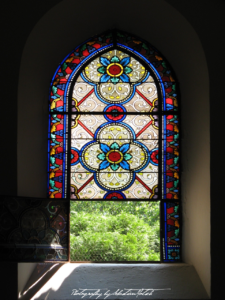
(52, 86, 57, 94)
(124, 153, 132, 161)
(97, 153, 106, 160)
(62, 63, 67, 71)
(124, 66, 132, 74)
(175, 228, 179, 236)
(117, 32, 124, 37)
(111, 164, 119, 171)
(162, 61, 167, 69)
(174, 205, 179, 213)
(142, 43, 148, 50)
(110, 56, 120, 63)
(97, 66, 106, 74)
(174, 157, 179, 165)
(110, 142, 120, 150)
(111, 77, 120, 84)
(80, 44, 86, 52)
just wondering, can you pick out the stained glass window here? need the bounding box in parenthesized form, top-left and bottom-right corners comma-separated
(70, 49, 159, 200)
(48, 30, 180, 262)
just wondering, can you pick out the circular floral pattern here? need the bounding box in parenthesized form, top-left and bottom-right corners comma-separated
(97, 55, 132, 84)
(104, 104, 126, 122)
(80, 123, 151, 191)
(97, 142, 132, 171)
(83, 49, 148, 104)
(104, 191, 125, 199)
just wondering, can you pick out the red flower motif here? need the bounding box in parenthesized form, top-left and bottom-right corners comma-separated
(106, 105, 124, 121)
(105, 192, 124, 199)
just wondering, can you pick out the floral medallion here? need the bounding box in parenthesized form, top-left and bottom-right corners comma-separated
(80, 123, 150, 191)
(82, 49, 148, 104)
(97, 142, 132, 171)
(97, 55, 132, 84)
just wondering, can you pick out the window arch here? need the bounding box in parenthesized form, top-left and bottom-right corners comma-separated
(48, 29, 180, 262)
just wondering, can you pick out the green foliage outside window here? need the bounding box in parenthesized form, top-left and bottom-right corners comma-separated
(70, 201, 160, 261)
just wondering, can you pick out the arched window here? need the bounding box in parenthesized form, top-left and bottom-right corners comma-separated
(48, 29, 180, 262)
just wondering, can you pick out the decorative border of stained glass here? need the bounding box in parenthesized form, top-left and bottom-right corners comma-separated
(163, 201, 181, 261)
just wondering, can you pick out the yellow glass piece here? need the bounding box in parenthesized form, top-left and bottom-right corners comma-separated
(49, 171, 55, 179)
(51, 124, 57, 132)
(174, 149, 179, 156)
(175, 220, 179, 227)
(50, 147, 56, 155)
(174, 172, 179, 179)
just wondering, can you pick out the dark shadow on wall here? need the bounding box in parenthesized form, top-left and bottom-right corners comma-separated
(0, 2, 62, 299)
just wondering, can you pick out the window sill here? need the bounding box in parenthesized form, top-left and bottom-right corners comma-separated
(19, 263, 209, 299)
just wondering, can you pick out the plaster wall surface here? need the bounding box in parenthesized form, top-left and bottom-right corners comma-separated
(18, 263, 37, 296)
(17, 0, 210, 297)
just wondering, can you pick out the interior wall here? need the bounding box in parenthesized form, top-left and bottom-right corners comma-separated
(164, 2, 225, 298)
(18, 263, 37, 296)
(17, 0, 210, 297)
